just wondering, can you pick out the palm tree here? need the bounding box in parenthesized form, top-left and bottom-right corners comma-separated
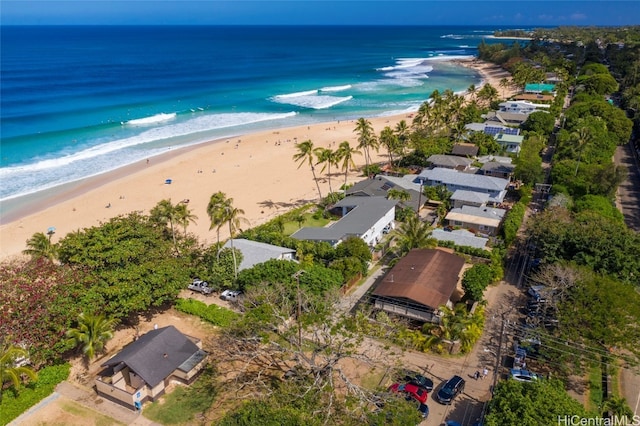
(393, 214, 436, 256)
(499, 77, 510, 98)
(293, 140, 323, 200)
(478, 83, 499, 107)
(422, 303, 482, 353)
(602, 395, 634, 418)
(571, 127, 592, 176)
(336, 141, 361, 193)
(174, 202, 198, 235)
(354, 118, 378, 175)
(467, 84, 477, 101)
(314, 147, 339, 194)
(378, 126, 398, 166)
(387, 188, 411, 203)
(66, 313, 117, 361)
(394, 120, 411, 157)
(23, 232, 58, 262)
(1, 343, 37, 399)
(150, 199, 180, 253)
(207, 191, 230, 255)
(223, 202, 250, 279)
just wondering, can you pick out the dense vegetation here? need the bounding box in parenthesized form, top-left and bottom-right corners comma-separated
(3, 23, 640, 425)
(0, 363, 70, 426)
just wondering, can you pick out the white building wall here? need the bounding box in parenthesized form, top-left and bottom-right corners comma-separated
(361, 207, 395, 247)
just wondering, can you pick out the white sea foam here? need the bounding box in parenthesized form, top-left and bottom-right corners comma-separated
(319, 85, 352, 92)
(275, 89, 318, 99)
(125, 112, 177, 126)
(272, 94, 353, 109)
(0, 111, 297, 179)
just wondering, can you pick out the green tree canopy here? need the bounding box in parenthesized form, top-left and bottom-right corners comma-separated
(57, 213, 191, 320)
(462, 263, 494, 301)
(485, 379, 588, 426)
(521, 111, 556, 135)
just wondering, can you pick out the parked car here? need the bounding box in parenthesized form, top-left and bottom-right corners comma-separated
(527, 285, 546, 301)
(510, 369, 539, 382)
(435, 375, 465, 405)
(388, 382, 428, 404)
(187, 278, 214, 295)
(407, 374, 434, 392)
(417, 403, 429, 418)
(221, 289, 242, 301)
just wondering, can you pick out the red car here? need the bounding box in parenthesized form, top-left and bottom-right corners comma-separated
(388, 382, 428, 404)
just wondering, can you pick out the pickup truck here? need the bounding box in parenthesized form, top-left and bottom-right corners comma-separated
(188, 279, 214, 295)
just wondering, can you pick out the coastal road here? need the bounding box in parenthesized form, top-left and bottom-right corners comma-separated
(614, 141, 640, 232)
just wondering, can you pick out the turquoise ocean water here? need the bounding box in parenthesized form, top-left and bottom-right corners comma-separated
(1, 25, 520, 203)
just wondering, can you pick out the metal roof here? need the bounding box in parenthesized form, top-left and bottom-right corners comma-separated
(446, 205, 506, 228)
(427, 154, 473, 169)
(222, 239, 295, 271)
(431, 229, 489, 250)
(347, 176, 421, 211)
(450, 190, 490, 204)
(418, 168, 510, 192)
(292, 196, 396, 243)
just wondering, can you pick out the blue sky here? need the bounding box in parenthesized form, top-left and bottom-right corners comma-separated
(2, 1, 639, 26)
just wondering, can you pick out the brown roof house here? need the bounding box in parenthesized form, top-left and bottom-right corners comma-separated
(95, 326, 207, 410)
(372, 248, 465, 323)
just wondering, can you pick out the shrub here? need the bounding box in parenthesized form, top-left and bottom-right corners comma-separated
(0, 363, 70, 425)
(174, 298, 238, 327)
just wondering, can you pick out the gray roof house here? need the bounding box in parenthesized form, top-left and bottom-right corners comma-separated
(347, 175, 422, 211)
(480, 161, 516, 179)
(417, 168, 510, 205)
(445, 205, 507, 236)
(431, 228, 489, 250)
(427, 154, 473, 171)
(96, 326, 207, 410)
(292, 196, 396, 247)
(483, 111, 529, 126)
(450, 189, 490, 208)
(222, 239, 296, 271)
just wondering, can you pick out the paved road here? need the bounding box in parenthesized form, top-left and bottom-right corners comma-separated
(615, 141, 640, 232)
(614, 140, 640, 417)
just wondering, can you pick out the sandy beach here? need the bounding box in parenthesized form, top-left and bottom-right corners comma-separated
(0, 59, 516, 261)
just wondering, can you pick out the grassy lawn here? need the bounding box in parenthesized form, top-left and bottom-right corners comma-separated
(143, 368, 218, 425)
(59, 400, 124, 426)
(359, 367, 387, 390)
(283, 213, 331, 235)
(586, 363, 603, 412)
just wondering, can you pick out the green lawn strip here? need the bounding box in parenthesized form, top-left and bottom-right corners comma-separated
(60, 400, 124, 426)
(174, 298, 239, 327)
(586, 363, 603, 412)
(0, 363, 70, 426)
(143, 368, 218, 425)
(283, 213, 330, 235)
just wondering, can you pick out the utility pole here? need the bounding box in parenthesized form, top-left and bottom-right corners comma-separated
(492, 314, 506, 392)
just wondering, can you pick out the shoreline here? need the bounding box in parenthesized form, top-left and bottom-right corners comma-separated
(0, 59, 515, 261)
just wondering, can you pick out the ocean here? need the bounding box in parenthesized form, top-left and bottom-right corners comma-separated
(0, 25, 518, 204)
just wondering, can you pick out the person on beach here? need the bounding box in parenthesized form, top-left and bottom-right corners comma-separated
(482, 368, 489, 379)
